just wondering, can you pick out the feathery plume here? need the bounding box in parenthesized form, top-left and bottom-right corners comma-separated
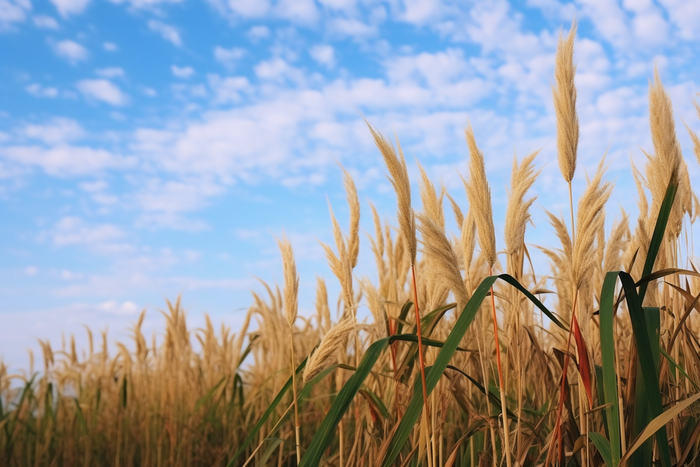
(316, 277, 331, 334)
(321, 203, 354, 310)
(303, 318, 356, 383)
(277, 235, 299, 327)
(553, 19, 579, 183)
(445, 191, 464, 227)
(464, 124, 497, 268)
(504, 150, 540, 255)
(417, 213, 470, 310)
(366, 121, 417, 265)
(417, 162, 445, 229)
(461, 210, 477, 281)
(342, 168, 361, 268)
(571, 159, 613, 290)
(646, 67, 684, 233)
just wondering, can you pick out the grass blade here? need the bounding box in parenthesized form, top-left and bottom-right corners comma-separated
(620, 391, 700, 466)
(381, 273, 561, 467)
(588, 431, 612, 466)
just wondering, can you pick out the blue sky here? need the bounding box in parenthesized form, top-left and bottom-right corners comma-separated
(1, 0, 700, 369)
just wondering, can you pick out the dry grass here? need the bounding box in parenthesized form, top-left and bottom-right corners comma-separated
(3, 21, 700, 467)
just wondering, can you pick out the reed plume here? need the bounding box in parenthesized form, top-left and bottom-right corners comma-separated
(553, 19, 578, 185)
(303, 318, 355, 383)
(464, 124, 496, 268)
(504, 150, 540, 258)
(277, 235, 301, 463)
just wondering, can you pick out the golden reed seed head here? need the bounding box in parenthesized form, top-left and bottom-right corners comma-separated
(685, 121, 700, 169)
(417, 212, 470, 311)
(366, 120, 417, 265)
(417, 161, 445, 230)
(571, 159, 613, 290)
(341, 168, 361, 269)
(504, 150, 540, 256)
(647, 67, 687, 238)
(461, 209, 476, 276)
(464, 124, 497, 268)
(303, 317, 355, 383)
(553, 19, 579, 184)
(276, 235, 299, 328)
(445, 192, 464, 227)
(315, 277, 331, 333)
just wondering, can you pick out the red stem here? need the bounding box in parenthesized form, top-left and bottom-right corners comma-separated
(544, 292, 579, 467)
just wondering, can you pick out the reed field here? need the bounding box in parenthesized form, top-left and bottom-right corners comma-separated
(4, 20, 700, 467)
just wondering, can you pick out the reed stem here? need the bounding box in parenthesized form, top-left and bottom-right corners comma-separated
(411, 265, 432, 463)
(289, 334, 301, 464)
(489, 265, 512, 467)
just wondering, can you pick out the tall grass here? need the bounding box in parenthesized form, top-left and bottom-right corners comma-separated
(3, 21, 700, 467)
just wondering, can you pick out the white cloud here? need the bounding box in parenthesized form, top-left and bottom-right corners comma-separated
(49, 0, 90, 17)
(207, 74, 250, 103)
(171, 65, 195, 78)
(25, 83, 59, 98)
(659, 0, 700, 40)
(309, 44, 335, 68)
(400, 0, 446, 25)
(0, 0, 31, 28)
(24, 266, 39, 275)
(327, 17, 376, 37)
(96, 300, 140, 315)
(52, 39, 88, 64)
(576, 0, 632, 49)
(247, 25, 269, 40)
(96, 67, 124, 78)
(148, 20, 182, 46)
(77, 79, 128, 106)
(0, 144, 134, 175)
(275, 0, 318, 24)
(103, 41, 118, 51)
(51, 216, 125, 246)
(221, 0, 270, 17)
(213, 46, 246, 67)
(21, 118, 85, 144)
(254, 57, 305, 84)
(33, 15, 59, 29)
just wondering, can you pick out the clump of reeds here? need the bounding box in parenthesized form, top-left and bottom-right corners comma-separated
(3, 18, 700, 467)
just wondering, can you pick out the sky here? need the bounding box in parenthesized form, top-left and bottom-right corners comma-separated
(1, 0, 700, 371)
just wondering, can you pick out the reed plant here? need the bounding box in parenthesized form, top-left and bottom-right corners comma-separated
(3, 20, 700, 467)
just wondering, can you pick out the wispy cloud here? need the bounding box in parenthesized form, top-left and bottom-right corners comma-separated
(171, 65, 195, 78)
(77, 79, 128, 105)
(96, 67, 125, 78)
(213, 46, 246, 68)
(33, 15, 59, 29)
(25, 83, 59, 98)
(49, 0, 90, 17)
(0, 0, 31, 29)
(51, 39, 88, 64)
(20, 118, 85, 144)
(148, 19, 182, 46)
